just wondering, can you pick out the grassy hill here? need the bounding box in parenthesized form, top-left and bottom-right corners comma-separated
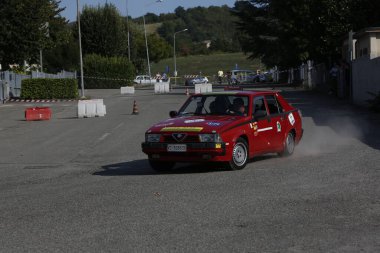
(150, 52, 263, 82)
(145, 23, 162, 34)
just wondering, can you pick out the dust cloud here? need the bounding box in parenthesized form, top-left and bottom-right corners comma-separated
(295, 116, 365, 157)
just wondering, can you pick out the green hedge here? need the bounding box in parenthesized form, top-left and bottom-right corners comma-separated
(83, 54, 135, 88)
(21, 78, 79, 99)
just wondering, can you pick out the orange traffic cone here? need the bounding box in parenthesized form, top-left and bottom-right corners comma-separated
(132, 100, 139, 115)
(185, 88, 189, 96)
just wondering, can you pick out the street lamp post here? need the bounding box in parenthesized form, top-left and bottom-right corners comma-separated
(77, 0, 85, 98)
(143, 0, 164, 82)
(173, 28, 188, 87)
(143, 15, 151, 81)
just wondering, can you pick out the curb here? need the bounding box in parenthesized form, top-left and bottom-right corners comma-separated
(8, 99, 76, 103)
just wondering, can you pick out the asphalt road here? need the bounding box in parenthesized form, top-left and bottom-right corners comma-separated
(0, 87, 379, 252)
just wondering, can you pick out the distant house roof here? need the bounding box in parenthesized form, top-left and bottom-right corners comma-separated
(354, 27, 380, 39)
(202, 40, 212, 48)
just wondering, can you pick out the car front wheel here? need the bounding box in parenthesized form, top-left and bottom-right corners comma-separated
(226, 138, 248, 170)
(149, 160, 175, 172)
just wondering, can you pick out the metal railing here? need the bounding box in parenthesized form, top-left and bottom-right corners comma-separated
(271, 61, 330, 91)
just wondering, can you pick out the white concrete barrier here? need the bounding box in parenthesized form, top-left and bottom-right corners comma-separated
(195, 83, 201, 94)
(154, 82, 170, 93)
(206, 83, 213, 93)
(120, 86, 135, 94)
(194, 83, 212, 94)
(77, 99, 106, 118)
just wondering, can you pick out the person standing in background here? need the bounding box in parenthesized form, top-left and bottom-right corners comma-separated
(217, 70, 224, 84)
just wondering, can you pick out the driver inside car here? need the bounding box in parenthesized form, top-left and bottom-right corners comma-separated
(231, 97, 246, 116)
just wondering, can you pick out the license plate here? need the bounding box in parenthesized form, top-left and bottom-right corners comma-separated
(167, 144, 187, 152)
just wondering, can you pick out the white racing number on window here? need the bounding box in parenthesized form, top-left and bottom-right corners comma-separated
(288, 112, 295, 126)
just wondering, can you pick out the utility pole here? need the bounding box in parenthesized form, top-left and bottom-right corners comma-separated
(143, 0, 164, 82)
(40, 50, 43, 72)
(173, 29, 188, 87)
(126, 0, 131, 61)
(143, 15, 151, 80)
(77, 0, 85, 98)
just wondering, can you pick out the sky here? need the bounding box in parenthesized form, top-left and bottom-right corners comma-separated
(60, 0, 237, 21)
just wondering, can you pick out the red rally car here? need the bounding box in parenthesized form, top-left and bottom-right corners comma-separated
(142, 91, 303, 171)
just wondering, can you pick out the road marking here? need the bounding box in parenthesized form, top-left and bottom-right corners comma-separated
(98, 133, 111, 141)
(113, 123, 124, 130)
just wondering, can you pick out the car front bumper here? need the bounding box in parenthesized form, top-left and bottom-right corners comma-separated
(141, 142, 229, 162)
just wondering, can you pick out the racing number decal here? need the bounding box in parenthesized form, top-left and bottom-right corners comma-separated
(288, 113, 295, 126)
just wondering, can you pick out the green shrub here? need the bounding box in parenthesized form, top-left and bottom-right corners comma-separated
(21, 78, 79, 99)
(83, 54, 135, 88)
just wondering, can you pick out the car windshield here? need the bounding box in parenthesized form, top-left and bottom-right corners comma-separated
(178, 95, 249, 116)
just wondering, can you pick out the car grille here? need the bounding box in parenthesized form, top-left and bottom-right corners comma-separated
(162, 134, 200, 143)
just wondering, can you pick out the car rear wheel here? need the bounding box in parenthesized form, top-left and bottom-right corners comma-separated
(226, 138, 248, 170)
(279, 131, 295, 157)
(149, 160, 175, 172)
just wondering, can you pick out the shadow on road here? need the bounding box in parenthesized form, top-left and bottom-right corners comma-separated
(94, 155, 279, 177)
(94, 159, 155, 176)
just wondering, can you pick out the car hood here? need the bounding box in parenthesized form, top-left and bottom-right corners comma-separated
(147, 115, 247, 133)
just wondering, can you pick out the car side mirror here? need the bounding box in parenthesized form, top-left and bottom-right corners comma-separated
(169, 111, 178, 118)
(253, 110, 267, 120)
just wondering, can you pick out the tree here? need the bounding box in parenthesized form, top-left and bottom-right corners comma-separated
(147, 34, 172, 63)
(0, 0, 68, 69)
(44, 31, 79, 72)
(78, 3, 172, 74)
(79, 3, 128, 57)
(157, 5, 241, 56)
(233, 0, 380, 68)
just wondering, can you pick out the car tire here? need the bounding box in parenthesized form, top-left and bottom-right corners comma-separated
(226, 138, 248, 170)
(278, 131, 295, 157)
(149, 160, 175, 172)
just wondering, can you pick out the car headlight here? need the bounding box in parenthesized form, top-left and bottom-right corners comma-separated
(199, 133, 223, 142)
(146, 134, 161, 142)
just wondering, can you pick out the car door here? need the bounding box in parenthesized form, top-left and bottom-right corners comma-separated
(251, 96, 272, 153)
(264, 94, 286, 150)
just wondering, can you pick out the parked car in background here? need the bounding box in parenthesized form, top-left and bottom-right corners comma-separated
(230, 70, 255, 84)
(142, 90, 303, 172)
(245, 73, 267, 83)
(133, 75, 155, 84)
(185, 76, 209, 85)
(231, 70, 271, 84)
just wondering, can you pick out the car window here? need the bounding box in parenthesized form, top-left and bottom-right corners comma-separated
(179, 95, 248, 116)
(275, 96, 284, 112)
(179, 96, 202, 115)
(265, 95, 282, 115)
(253, 97, 267, 116)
